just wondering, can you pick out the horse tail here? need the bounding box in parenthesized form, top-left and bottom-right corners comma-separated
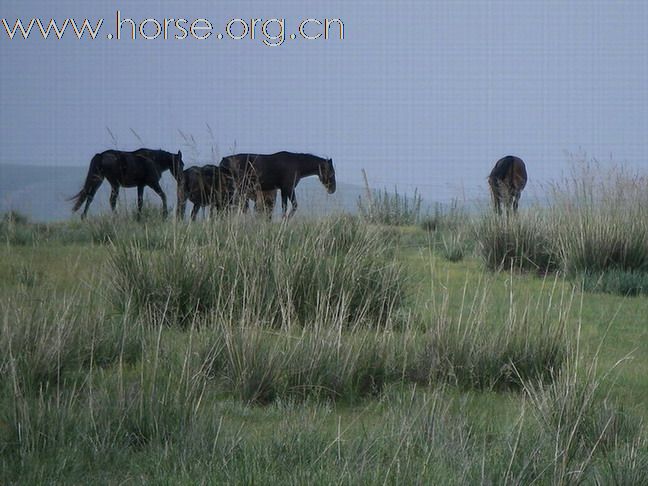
(69, 154, 103, 212)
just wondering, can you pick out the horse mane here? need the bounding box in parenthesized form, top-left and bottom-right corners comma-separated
(274, 151, 327, 162)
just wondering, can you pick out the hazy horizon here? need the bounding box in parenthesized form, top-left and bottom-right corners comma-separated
(2, 1, 647, 205)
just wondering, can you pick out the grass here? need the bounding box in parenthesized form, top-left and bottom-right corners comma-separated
(357, 171, 423, 225)
(475, 161, 648, 296)
(1, 188, 647, 483)
(408, 271, 570, 390)
(581, 269, 648, 297)
(108, 216, 405, 328)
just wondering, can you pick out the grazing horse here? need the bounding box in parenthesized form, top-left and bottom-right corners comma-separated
(177, 165, 233, 221)
(488, 155, 527, 214)
(220, 151, 336, 218)
(70, 148, 184, 219)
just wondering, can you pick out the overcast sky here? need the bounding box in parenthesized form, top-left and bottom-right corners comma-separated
(1, 0, 647, 202)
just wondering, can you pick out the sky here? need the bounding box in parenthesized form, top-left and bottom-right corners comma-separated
(1, 0, 647, 203)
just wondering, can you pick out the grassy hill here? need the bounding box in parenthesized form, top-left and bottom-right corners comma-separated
(1, 167, 647, 483)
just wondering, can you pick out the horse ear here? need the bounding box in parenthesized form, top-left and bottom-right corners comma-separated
(177, 150, 182, 158)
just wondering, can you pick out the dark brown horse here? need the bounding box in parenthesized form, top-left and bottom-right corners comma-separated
(220, 151, 335, 218)
(177, 165, 233, 221)
(70, 148, 184, 219)
(488, 155, 527, 214)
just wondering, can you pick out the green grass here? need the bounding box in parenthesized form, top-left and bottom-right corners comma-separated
(1, 207, 647, 484)
(108, 216, 405, 328)
(357, 186, 423, 226)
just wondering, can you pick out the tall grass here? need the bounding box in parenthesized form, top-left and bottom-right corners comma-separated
(477, 211, 560, 273)
(0, 204, 176, 247)
(420, 199, 466, 233)
(0, 289, 140, 390)
(476, 160, 648, 289)
(201, 319, 389, 404)
(357, 171, 422, 225)
(550, 161, 648, 276)
(408, 270, 571, 390)
(109, 216, 406, 328)
(2, 199, 647, 483)
(440, 231, 468, 262)
(521, 337, 648, 484)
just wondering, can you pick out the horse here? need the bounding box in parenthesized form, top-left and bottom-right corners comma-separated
(488, 155, 527, 214)
(219, 151, 336, 218)
(70, 149, 184, 219)
(177, 165, 233, 221)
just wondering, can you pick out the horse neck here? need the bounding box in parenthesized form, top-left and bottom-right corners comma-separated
(156, 154, 176, 176)
(298, 155, 325, 176)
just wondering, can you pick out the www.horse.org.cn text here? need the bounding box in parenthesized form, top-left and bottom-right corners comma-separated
(1, 12, 345, 47)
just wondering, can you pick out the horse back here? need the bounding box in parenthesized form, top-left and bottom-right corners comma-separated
(184, 165, 231, 204)
(489, 155, 527, 192)
(97, 150, 163, 187)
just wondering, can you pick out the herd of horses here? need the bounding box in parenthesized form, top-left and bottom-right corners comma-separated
(70, 150, 336, 220)
(70, 149, 526, 219)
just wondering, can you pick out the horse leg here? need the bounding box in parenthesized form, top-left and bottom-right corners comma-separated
(210, 202, 221, 220)
(287, 189, 298, 219)
(81, 177, 104, 219)
(264, 190, 276, 221)
(177, 194, 186, 220)
(512, 192, 521, 212)
(149, 181, 168, 217)
(494, 185, 503, 215)
(191, 204, 200, 221)
(504, 185, 515, 215)
(136, 185, 145, 219)
(109, 184, 119, 212)
(176, 183, 186, 220)
(280, 190, 290, 219)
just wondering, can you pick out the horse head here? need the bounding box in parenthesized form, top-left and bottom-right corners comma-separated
(170, 150, 185, 182)
(319, 158, 336, 194)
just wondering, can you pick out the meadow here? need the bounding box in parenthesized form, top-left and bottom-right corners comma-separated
(1, 163, 647, 484)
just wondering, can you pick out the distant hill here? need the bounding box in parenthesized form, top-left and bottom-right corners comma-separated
(0, 163, 366, 222)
